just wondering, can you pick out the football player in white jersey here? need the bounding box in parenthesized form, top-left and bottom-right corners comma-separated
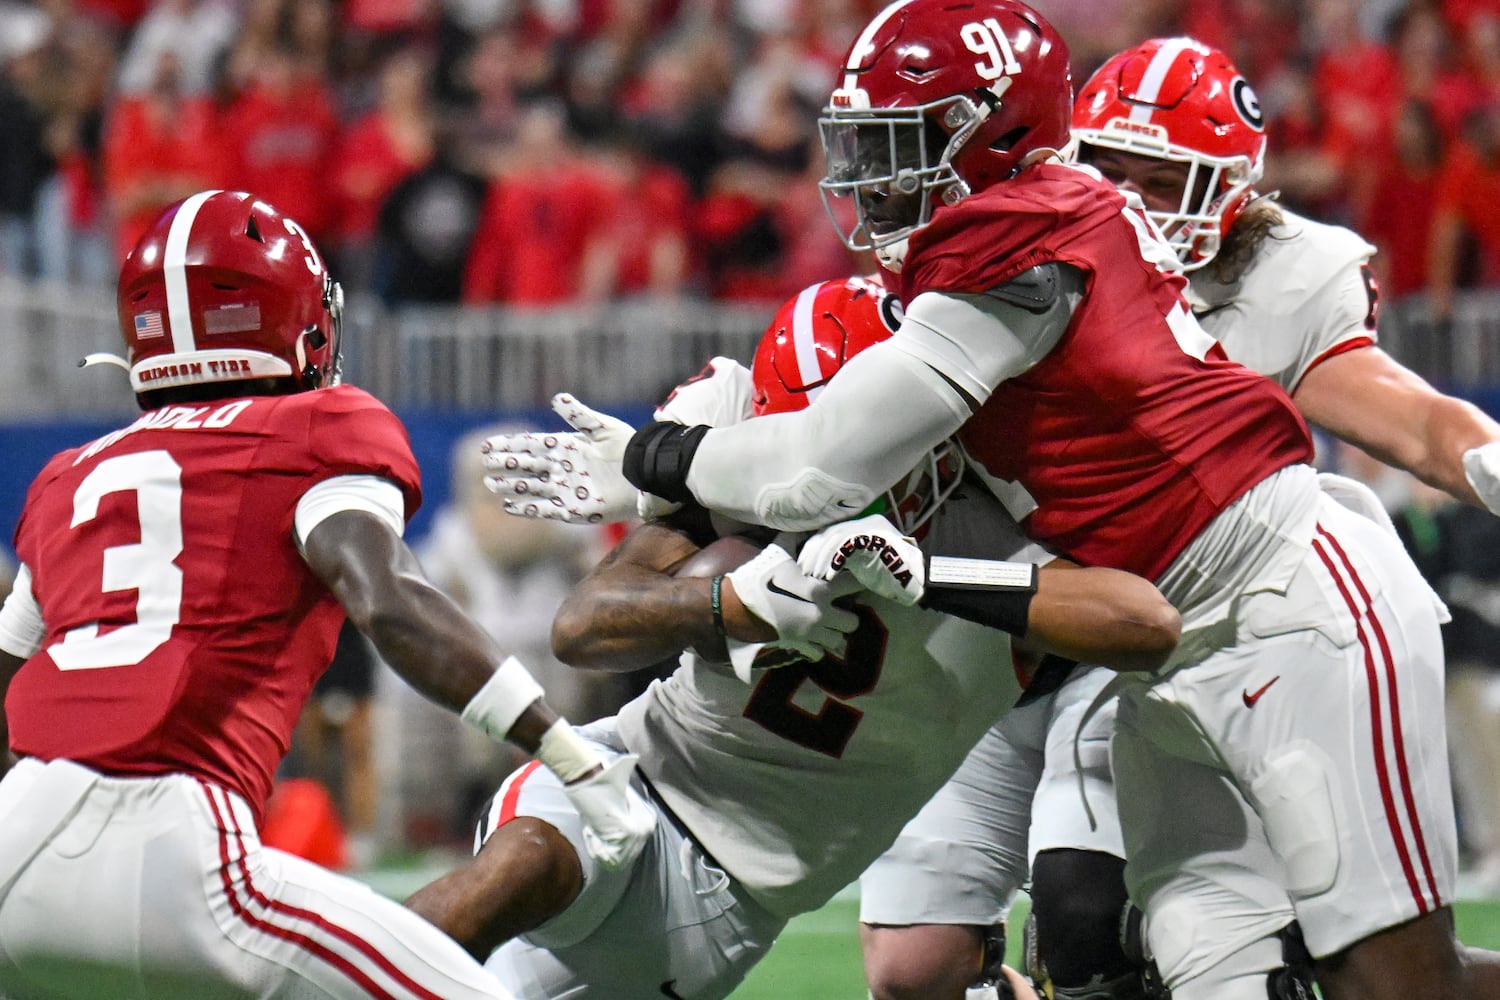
(864, 35, 1500, 1000)
(477, 5, 1500, 999)
(407, 277, 1181, 1000)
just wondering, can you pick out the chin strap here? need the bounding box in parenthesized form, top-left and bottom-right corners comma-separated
(79, 353, 131, 373)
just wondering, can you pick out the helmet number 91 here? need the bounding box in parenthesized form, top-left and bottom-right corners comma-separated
(283, 217, 324, 278)
(962, 19, 1022, 82)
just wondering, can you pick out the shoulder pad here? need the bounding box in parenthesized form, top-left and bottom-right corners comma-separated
(984, 264, 1061, 313)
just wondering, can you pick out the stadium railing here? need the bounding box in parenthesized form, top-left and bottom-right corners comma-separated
(1, 274, 1496, 419)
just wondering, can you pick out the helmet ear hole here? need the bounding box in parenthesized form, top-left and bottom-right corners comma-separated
(244, 216, 264, 243)
(990, 125, 1030, 153)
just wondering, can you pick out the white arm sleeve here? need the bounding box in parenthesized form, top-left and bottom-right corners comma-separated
(893, 274, 1079, 401)
(681, 270, 1082, 532)
(684, 341, 970, 531)
(0, 564, 44, 659)
(294, 474, 407, 551)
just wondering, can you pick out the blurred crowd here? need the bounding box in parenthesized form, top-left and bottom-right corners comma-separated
(5, 0, 1500, 311)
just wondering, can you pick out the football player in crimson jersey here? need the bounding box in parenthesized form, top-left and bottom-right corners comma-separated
(876, 36, 1500, 1000)
(479, 2, 1499, 999)
(407, 277, 1178, 1000)
(0, 190, 653, 1000)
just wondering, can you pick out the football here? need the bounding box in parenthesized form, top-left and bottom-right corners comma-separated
(674, 534, 765, 579)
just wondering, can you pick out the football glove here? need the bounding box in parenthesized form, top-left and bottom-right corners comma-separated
(1463, 441, 1500, 516)
(481, 393, 639, 524)
(725, 543, 862, 660)
(562, 754, 657, 870)
(797, 513, 925, 606)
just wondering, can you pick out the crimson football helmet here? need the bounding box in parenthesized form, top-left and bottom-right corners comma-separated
(818, 0, 1073, 268)
(751, 276, 959, 535)
(108, 190, 343, 401)
(1073, 37, 1267, 268)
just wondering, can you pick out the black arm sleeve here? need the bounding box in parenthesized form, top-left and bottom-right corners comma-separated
(622, 421, 710, 503)
(919, 582, 1035, 636)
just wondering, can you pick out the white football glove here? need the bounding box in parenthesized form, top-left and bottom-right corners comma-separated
(633, 358, 756, 521)
(797, 513, 926, 606)
(481, 393, 639, 524)
(1463, 441, 1500, 516)
(725, 543, 863, 660)
(561, 754, 657, 870)
(655, 356, 755, 428)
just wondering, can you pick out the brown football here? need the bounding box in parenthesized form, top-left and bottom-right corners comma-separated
(674, 534, 765, 579)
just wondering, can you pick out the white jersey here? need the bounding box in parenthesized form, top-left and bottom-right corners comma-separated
(616, 485, 1036, 920)
(1188, 208, 1377, 394)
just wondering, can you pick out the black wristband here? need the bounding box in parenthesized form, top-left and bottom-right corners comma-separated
(919, 558, 1039, 636)
(710, 574, 728, 637)
(622, 421, 710, 504)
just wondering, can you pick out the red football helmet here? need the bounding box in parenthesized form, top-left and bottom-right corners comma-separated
(751, 275, 959, 535)
(1073, 37, 1267, 268)
(818, 0, 1073, 267)
(112, 190, 343, 400)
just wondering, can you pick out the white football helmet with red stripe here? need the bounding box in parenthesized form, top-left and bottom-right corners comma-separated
(751, 276, 959, 536)
(107, 190, 343, 400)
(1073, 37, 1267, 269)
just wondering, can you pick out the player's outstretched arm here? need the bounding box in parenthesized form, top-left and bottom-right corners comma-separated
(1027, 561, 1181, 672)
(1294, 345, 1500, 512)
(303, 508, 655, 870)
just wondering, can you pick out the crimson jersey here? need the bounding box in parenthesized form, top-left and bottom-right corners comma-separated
(899, 163, 1314, 579)
(7, 385, 420, 821)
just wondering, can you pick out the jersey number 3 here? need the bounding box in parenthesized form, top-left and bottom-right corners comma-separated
(48, 450, 184, 670)
(741, 604, 888, 758)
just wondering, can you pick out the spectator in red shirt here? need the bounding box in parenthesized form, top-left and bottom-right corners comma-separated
(221, 44, 340, 242)
(332, 46, 436, 262)
(1430, 101, 1500, 318)
(1359, 100, 1448, 300)
(463, 102, 611, 306)
(576, 127, 692, 301)
(101, 51, 225, 260)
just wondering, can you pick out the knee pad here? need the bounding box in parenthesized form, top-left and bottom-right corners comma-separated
(1021, 904, 1171, 1000)
(1028, 850, 1137, 987)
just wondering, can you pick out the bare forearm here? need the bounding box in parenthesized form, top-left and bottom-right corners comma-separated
(1027, 568, 1180, 671)
(553, 568, 720, 670)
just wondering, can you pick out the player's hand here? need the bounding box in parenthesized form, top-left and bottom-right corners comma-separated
(655, 356, 755, 429)
(1464, 441, 1500, 516)
(797, 513, 926, 605)
(725, 543, 862, 659)
(481, 393, 639, 524)
(562, 754, 656, 870)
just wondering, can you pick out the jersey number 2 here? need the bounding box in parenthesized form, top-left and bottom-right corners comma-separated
(48, 451, 183, 670)
(741, 604, 888, 758)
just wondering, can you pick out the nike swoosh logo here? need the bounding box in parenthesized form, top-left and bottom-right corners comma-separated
(661, 981, 687, 999)
(1242, 676, 1281, 708)
(765, 580, 814, 603)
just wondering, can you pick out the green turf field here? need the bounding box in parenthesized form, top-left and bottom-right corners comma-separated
(366, 861, 1500, 999)
(729, 893, 1500, 999)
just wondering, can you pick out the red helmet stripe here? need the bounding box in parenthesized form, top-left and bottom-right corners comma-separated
(1127, 38, 1196, 125)
(162, 189, 224, 355)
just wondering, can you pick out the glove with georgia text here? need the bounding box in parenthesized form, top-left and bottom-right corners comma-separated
(561, 754, 657, 870)
(724, 543, 863, 660)
(482, 393, 639, 524)
(797, 513, 926, 606)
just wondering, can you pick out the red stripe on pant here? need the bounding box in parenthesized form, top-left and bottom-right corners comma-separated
(198, 781, 449, 999)
(1312, 526, 1439, 913)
